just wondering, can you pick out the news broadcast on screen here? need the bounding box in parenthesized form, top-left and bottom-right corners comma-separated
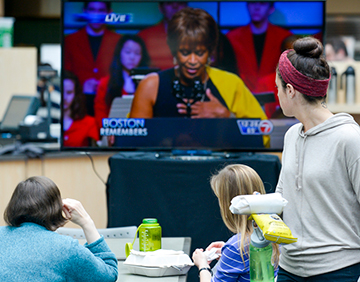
(61, 0, 325, 152)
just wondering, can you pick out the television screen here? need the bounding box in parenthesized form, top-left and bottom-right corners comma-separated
(61, 0, 325, 152)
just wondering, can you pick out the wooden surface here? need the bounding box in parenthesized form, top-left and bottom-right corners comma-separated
(0, 152, 114, 228)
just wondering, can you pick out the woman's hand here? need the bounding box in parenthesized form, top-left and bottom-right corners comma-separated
(62, 198, 100, 244)
(177, 89, 231, 118)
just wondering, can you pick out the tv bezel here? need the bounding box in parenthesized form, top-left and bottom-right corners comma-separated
(60, 0, 326, 153)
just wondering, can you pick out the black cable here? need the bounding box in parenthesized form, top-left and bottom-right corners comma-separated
(85, 152, 107, 185)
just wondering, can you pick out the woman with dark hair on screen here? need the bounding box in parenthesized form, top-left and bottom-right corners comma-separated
(275, 36, 360, 281)
(94, 34, 150, 128)
(129, 7, 266, 121)
(63, 70, 99, 147)
(0, 176, 118, 281)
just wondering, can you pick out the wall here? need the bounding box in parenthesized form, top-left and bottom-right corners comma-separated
(0, 48, 37, 119)
(0, 153, 114, 229)
(327, 0, 360, 14)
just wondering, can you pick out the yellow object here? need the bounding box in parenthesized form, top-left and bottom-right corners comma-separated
(125, 225, 141, 257)
(207, 66, 270, 147)
(249, 213, 297, 244)
(125, 242, 133, 257)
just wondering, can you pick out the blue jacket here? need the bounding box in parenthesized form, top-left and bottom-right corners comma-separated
(0, 222, 118, 281)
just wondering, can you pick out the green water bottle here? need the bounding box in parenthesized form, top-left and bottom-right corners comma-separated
(250, 225, 274, 282)
(139, 218, 162, 252)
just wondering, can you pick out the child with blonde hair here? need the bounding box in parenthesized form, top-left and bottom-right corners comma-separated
(192, 164, 279, 281)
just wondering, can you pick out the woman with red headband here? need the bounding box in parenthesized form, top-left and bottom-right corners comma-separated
(275, 36, 360, 281)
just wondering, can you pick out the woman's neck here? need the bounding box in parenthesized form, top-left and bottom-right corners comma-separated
(297, 101, 333, 132)
(175, 66, 208, 86)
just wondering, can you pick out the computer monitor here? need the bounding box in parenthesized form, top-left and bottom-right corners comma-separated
(0, 95, 40, 134)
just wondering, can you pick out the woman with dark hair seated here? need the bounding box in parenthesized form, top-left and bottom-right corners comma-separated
(0, 176, 118, 282)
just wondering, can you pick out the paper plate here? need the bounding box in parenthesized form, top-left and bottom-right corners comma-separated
(124, 264, 192, 277)
(124, 249, 194, 277)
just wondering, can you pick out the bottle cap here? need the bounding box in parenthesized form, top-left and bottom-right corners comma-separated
(251, 225, 270, 248)
(142, 218, 158, 224)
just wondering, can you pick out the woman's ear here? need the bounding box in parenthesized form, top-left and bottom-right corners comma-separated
(286, 83, 296, 98)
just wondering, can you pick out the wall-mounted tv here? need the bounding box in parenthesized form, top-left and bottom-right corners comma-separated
(61, 0, 326, 152)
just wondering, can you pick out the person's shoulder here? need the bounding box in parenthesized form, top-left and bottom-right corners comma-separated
(141, 71, 160, 86)
(104, 28, 121, 39)
(208, 67, 240, 83)
(226, 25, 249, 37)
(81, 115, 97, 125)
(208, 67, 237, 78)
(99, 75, 110, 86)
(226, 234, 240, 246)
(268, 23, 292, 36)
(65, 28, 86, 41)
(284, 122, 301, 138)
(138, 21, 164, 36)
(49, 232, 87, 259)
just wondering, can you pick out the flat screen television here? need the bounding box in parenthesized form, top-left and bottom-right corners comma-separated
(61, 0, 326, 153)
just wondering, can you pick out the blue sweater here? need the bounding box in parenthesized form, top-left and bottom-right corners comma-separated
(0, 222, 118, 281)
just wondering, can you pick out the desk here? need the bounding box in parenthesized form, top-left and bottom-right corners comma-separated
(78, 237, 191, 282)
(107, 152, 281, 282)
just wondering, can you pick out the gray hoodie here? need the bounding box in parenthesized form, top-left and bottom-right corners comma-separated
(276, 113, 360, 277)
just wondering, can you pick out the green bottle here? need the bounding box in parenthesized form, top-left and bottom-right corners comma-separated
(249, 226, 274, 282)
(139, 218, 162, 252)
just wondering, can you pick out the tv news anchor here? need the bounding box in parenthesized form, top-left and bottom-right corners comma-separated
(0, 176, 118, 281)
(129, 7, 267, 121)
(275, 36, 360, 281)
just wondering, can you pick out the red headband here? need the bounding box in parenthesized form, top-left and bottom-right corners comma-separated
(278, 49, 330, 97)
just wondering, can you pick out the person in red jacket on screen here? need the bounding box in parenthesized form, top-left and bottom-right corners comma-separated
(64, 1, 121, 116)
(226, 1, 293, 118)
(137, 1, 188, 70)
(63, 71, 99, 147)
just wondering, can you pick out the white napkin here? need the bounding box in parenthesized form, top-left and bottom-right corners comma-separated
(229, 193, 288, 215)
(203, 248, 220, 261)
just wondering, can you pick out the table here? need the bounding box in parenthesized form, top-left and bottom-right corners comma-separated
(78, 237, 191, 282)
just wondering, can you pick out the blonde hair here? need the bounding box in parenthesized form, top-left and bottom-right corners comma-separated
(210, 164, 279, 267)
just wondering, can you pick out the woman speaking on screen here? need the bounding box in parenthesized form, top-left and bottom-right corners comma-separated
(129, 7, 266, 120)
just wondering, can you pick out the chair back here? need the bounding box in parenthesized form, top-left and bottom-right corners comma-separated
(57, 226, 137, 239)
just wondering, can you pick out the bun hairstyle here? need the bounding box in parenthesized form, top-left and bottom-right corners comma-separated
(277, 37, 330, 102)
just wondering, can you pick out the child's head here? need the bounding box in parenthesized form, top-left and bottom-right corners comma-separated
(210, 164, 265, 234)
(210, 164, 279, 267)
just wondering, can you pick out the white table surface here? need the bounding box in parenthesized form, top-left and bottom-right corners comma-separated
(78, 237, 192, 282)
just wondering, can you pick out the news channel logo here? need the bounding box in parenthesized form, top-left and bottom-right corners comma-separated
(237, 120, 273, 135)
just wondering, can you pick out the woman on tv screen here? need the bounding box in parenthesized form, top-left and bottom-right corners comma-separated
(129, 7, 267, 121)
